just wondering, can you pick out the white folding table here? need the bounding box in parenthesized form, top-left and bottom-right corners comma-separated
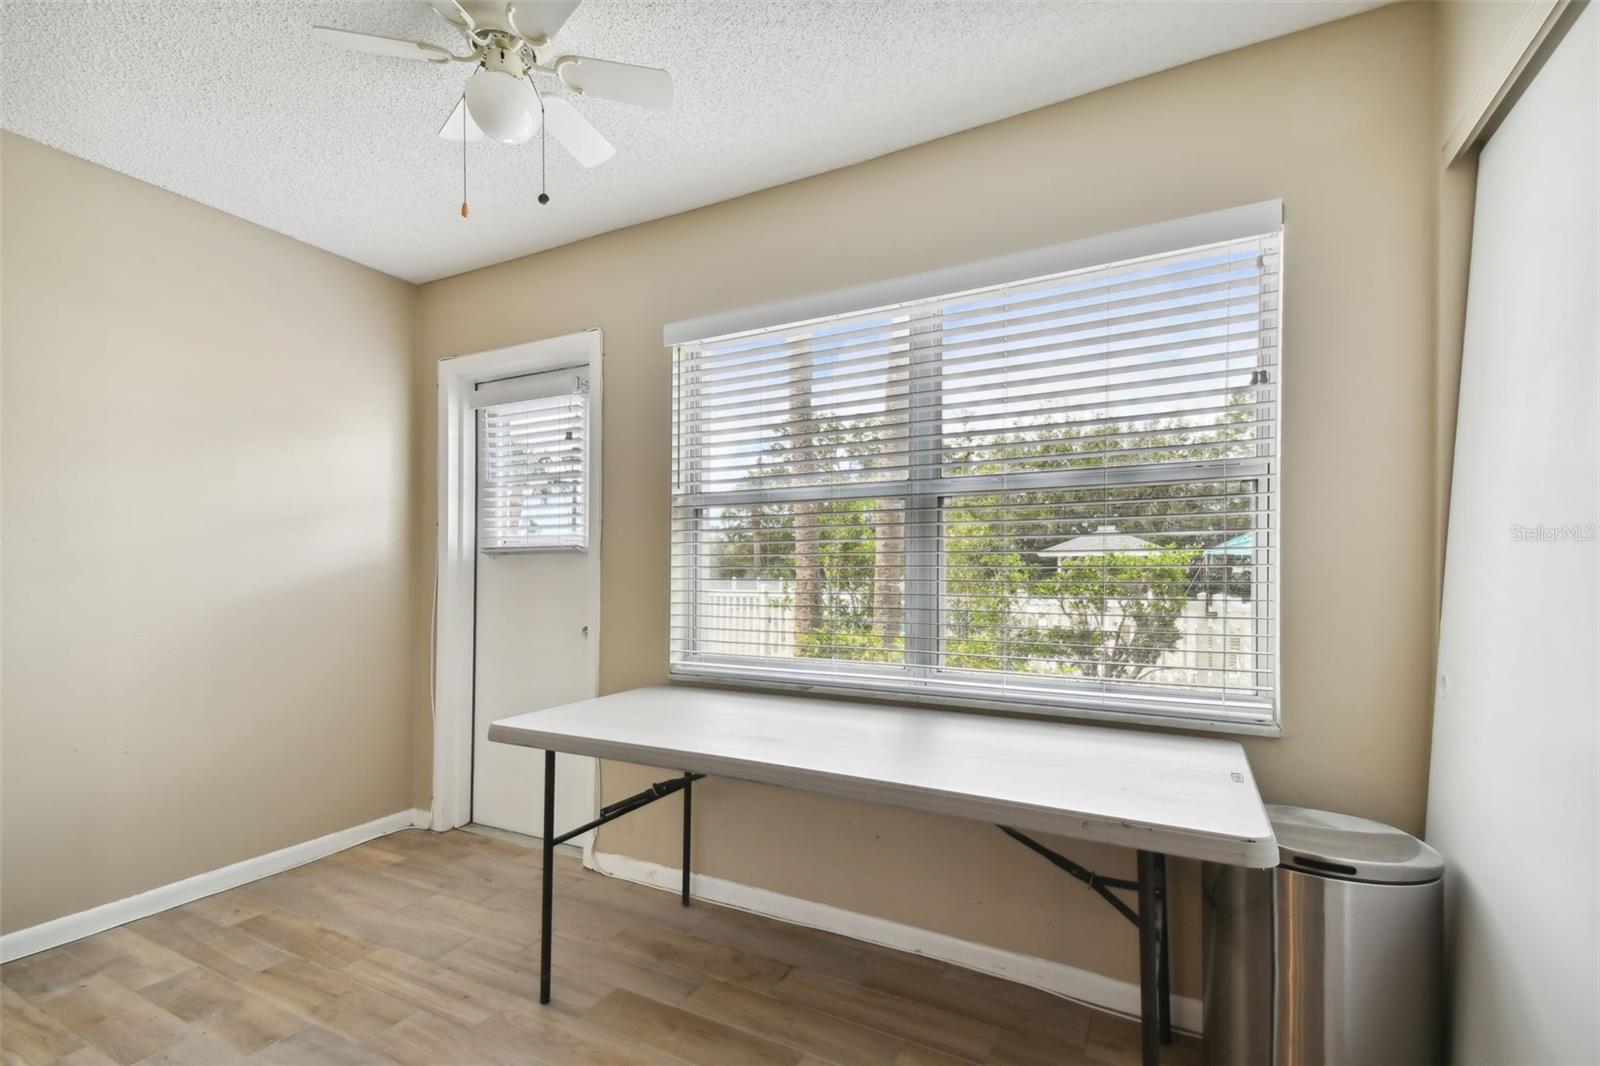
(489, 685, 1276, 1064)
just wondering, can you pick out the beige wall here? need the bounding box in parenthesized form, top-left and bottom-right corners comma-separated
(417, 4, 1442, 995)
(0, 134, 421, 934)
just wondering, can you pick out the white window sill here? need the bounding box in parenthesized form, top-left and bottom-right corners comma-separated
(667, 668, 1282, 739)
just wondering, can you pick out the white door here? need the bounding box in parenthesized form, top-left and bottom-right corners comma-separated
(469, 364, 600, 841)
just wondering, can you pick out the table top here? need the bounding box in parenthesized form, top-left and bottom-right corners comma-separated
(489, 685, 1277, 866)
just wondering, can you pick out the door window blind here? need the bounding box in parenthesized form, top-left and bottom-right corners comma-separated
(669, 222, 1280, 728)
(478, 393, 589, 552)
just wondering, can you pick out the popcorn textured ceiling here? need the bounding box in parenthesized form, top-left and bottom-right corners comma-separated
(1, 1, 1376, 283)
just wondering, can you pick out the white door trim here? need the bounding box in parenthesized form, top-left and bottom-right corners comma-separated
(433, 329, 604, 832)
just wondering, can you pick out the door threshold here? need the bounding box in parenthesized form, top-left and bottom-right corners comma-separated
(464, 822, 585, 859)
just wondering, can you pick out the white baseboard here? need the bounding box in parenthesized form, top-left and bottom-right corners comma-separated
(590, 849, 1203, 1035)
(0, 808, 433, 963)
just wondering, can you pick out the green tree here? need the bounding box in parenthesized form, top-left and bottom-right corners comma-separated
(1034, 548, 1199, 680)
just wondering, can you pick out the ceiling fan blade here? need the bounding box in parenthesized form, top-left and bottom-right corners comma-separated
(542, 96, 615, 168)
(437, 96, 486, 142)
(508, 1, 583, 43)
(313, 26, 451, 62)
(554, 56, 672, 110)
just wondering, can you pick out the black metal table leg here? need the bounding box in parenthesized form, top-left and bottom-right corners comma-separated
(681, 773, 693, 907)
(535, 765, 703, 1007)
(1155, 853, 1172, 1044)
(1137, 850, 1161, 1066)
(539, 749, 555, 1005)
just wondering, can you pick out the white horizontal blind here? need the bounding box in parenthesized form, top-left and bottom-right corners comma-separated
(478, 393, 589, 552)
(670, 224, 1280, 728)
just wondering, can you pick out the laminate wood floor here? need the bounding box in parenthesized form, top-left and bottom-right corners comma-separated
(1, 829, 1200, 1066)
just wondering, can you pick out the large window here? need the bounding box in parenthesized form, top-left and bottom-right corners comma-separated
(668, 207, 1281, 729)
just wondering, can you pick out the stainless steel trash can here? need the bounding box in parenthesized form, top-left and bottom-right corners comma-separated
(1202, 805, 1444, 1065)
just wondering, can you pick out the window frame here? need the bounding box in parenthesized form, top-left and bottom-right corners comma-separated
(475, 371, 592, 554)
(666, 204, 1283, 736)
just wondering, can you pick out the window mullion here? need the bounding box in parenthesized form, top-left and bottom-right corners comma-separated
(904, 310, 944, 673)
(674, 348, 704, 663)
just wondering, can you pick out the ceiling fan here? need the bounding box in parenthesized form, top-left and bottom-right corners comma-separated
(314, 1, 671, 177)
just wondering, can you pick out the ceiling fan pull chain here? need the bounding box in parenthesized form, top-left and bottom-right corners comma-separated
(460, 93, 470, 219)
(539, 102, 550, 205)
(531, 76, 551, 205)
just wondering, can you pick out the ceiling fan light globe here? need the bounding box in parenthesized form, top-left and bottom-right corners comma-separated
(464, 68, 540, 144)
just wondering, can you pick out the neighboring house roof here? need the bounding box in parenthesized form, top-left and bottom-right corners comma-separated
(1201, 531, 1255, 560)
(1039, 526, 1156, 557)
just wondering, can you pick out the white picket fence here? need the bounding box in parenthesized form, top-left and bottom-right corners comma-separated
(698, 580, 795, 657)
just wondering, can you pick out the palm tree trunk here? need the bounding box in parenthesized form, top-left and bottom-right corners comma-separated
(872, 506, 903, 643)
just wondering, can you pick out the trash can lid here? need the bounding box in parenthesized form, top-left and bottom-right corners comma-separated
(1267, 805, 1444, 884)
